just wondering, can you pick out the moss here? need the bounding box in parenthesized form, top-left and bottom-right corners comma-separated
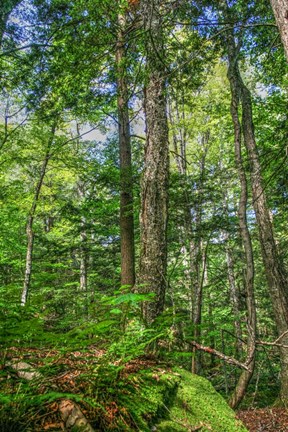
(155, 369, 248, 432)
(117, 369, 180, 431)
(116, 367, 247, 432)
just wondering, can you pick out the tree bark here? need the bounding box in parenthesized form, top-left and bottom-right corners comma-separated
(21, 123, 56, 306)
(139, 0, 169, 323)
(270, 0, 288, 60)
(224, 16, 256, 409)
(225, 236, 243, 356)
(116, 12, 135, 288)
(224, 4, 288, 402)
(241, 79, 288, 403)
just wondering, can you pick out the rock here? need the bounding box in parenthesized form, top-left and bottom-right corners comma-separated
(59, 399, 95, 432)
(8, 361, 41, 381)
(155, 369, 248, 432)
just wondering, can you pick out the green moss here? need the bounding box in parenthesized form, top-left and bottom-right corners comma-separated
(117, 370, 180, 431)
(155, 369, 248, 432)
(116, 368, 247, 432)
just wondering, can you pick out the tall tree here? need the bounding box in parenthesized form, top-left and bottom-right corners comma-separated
(222, 1, 288, 403)
(21, 122, 56, 306)
(225, 19, 256, 408)
(270, 0, 288, 60)
(139, 0, 169, 323)
(116, 9, 135, 288)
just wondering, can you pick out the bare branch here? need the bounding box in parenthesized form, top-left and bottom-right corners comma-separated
(190, 341, 252, 371)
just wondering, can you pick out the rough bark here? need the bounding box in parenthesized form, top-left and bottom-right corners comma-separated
(21, 124, 56, 306)
(270, 0, 288, 60)
(224, 17, 256, 409)
(139, 0, 169, 323)
(116, 12, 135, 288)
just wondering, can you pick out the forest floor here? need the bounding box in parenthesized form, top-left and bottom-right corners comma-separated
(237, 408, 288, 432)
(2, 346, 288, 431)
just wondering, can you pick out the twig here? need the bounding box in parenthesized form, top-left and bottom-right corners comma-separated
(257, 330, 288, 349)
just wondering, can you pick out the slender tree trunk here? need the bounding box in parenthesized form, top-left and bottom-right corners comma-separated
(270, 0, 288, 60)
(168, 94, 208, 373)
(225, 23, 256, 408)
(224, 2, 288, 401)
(116, 12, 135, 288)
(225, 236, 243, 356)
(139, 0, 169, 323)
(21, 124, 56, 306)
(77, 183, 88, 295)
(241, 80, 288, 403)
(79, 221, 88, 293)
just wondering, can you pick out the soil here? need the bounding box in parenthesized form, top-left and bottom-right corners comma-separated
(237, 408, 288, 432)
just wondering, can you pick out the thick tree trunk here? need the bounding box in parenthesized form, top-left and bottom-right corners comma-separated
(139, 0, 169, 323)
(21, 124, 56, 306)
(116, 12, 135, 288)
(270, 0, 288, 60)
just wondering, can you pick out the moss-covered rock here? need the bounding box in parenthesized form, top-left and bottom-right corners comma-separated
(116, 366, 247, 431)
(155, 369, 247, 432)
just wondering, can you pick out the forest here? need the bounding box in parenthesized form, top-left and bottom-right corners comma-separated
(0, 0, 288, 431)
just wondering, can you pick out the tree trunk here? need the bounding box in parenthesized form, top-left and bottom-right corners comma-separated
(139, 0, 169, 323)
(225, 19, 256, 409)
(21, 123, 56, 306)
(116, 12, 135, 288)
(270, 0, 288, 60)
(224, 4, 288, 402)
(241, 80, 288, 403)
(225, 237, 243, 356)
(168, 93, 203, 373)
(79, 222, 88, 293)
(77, 182, 88, 296)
